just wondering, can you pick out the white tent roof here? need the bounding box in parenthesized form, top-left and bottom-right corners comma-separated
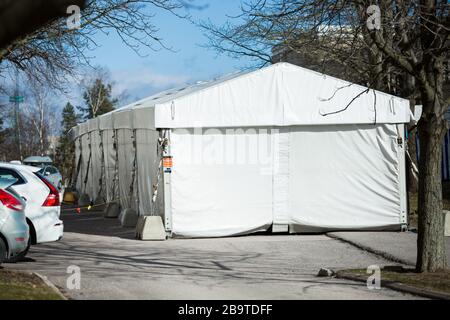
(74, 63, 411, 136)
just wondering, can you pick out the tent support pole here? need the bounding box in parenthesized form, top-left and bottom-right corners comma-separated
(113, 129, 120, 203)
(135, 130, 140, 216)
(71, 137, 83, 190)
(83, 132, 93, 196)
(97, 130, 106, 202)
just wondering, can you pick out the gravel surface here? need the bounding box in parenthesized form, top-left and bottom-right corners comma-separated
(5, 210, 424, 300)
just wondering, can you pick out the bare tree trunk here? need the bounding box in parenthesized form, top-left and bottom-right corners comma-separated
(40, 102, 45, 156)
(416, 106, 448, 272)
(407, 129, 419, 193)
(39, 133, 44, 156)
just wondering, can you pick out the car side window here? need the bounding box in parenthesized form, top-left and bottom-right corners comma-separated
(48, 167, 58, 175)
(0, 168, 26, 185)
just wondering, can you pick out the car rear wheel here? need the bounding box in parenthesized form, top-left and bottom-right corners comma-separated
(0, 237, 7, 264)
(6, 238, 30, 263)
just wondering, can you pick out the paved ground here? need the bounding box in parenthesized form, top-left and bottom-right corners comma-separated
(329, 232, 450, 266)
(5, 209, 424, 300)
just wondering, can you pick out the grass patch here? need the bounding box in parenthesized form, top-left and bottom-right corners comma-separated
(0, 269, 63, 300)
(342, 268, 450, 296)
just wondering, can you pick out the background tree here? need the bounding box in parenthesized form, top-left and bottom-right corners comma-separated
(55, 102, 79, 182)
(202, 0, 449, 272)
(0, 0, 191, 162)
(0, 111, 53, 160)
(79, 70, 118, 119)
(0, 113, 6, 158)
(24, 76, 53, 155)
(0, 0, 189, 90)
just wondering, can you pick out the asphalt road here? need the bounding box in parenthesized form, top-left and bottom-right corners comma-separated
(6, 209, 423, 300)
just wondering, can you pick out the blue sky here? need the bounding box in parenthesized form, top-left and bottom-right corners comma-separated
(88, 0, 253, 103)
(0, 1, 255, 130)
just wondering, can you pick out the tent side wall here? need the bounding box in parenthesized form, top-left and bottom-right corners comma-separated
(287, 123, 407, 232)
(114, 111, 136, 211)
(133, 108, 164, 217)
(88, 119, 101, 202)
(75, 122, 89, 195)
(169, 127, 275, 238)
(73, 107, 165, 222)
(168, 123, 407, 238)
(99, 113, 116, 204)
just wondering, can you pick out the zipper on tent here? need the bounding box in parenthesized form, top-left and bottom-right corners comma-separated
(97, 130, 107, 203)
(112, 129, 120, 205)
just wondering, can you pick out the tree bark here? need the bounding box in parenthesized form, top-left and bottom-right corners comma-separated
(407, 129, 419, 193)
(416, 104, 448, 272)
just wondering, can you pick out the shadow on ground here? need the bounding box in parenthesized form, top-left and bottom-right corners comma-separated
(5, 205, 421, 299)
(61, 205, 136, 240)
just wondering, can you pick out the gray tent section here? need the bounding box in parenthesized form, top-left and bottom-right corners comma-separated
(70, 70, 246, 220)
(72, 106, 162, 219)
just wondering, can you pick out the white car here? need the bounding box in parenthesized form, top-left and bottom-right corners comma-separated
(0, 178, 29, 263)
(38, 165, 63, 191)
(0, 163, 63, 246)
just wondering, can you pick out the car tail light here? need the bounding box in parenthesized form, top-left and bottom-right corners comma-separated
(0, 189, 24, 211)
(35, 173, 60, 207)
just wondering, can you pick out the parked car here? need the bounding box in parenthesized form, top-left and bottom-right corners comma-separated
(23, 156, 52, 168)
(0, 177, 29, 264)
(0, 163, 63, 246)
(37, 165, 63, 191)
(22, 157, 64, 195)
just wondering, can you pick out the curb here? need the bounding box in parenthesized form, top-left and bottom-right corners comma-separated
(327, 233, 414, 266)
(335, 271, 450, 300)
(33, 272, 68, 300)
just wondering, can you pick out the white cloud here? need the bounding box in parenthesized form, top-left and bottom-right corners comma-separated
(111, 66, 191, 101)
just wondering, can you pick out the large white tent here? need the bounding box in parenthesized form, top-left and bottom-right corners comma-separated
(71, 62, 411, 238)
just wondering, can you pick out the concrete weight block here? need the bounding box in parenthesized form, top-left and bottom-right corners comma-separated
(104, 202, 120, 219)
(136, 216, 166, 241)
